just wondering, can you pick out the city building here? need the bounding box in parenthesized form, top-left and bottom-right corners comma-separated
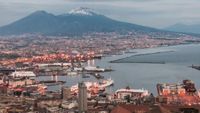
(62, 86, 71, 100)
(78, 82, 87, 113)
(115, 86, 149, 99)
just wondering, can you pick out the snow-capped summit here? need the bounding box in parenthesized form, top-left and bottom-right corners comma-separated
(68, 7, 96, 16)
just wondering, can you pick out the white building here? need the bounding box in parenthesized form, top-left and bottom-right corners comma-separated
(115, 87, 149, 99)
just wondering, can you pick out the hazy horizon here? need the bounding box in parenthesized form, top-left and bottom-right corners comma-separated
(0, 0, 200, 29)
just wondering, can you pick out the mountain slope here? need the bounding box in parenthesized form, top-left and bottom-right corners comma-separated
(0, 8, 177, 36)
(165, 23, 200, 34)
(0, 11, 62, 35)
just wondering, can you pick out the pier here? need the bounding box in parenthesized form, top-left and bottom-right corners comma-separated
(191, 65, 200, 71)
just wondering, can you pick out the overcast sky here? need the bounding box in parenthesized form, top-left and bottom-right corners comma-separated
(0, 0, 200, 28)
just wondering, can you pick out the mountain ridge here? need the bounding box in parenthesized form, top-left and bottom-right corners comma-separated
(165, 23, 200, 34)
(0, 8, 186, 37)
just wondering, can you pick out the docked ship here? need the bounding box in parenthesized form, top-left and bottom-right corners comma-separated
(99, 78, 114, 88)
(38, 80, 66, 86)
(70, 78, 114, 95)
(84, 66, 105, 72)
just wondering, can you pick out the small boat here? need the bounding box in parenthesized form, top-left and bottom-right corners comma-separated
(93, 54, 103, 59)
(67, 71, 79, 76)
(82, 75, 90, 78)
(91, 73, 104, 79)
